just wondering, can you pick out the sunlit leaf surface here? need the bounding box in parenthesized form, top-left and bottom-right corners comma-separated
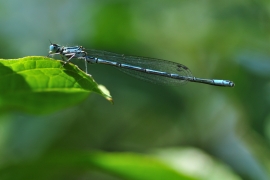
(0, 56, 112, 114)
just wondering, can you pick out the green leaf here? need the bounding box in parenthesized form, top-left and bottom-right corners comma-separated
(85, 152, 196, 180)
(0, 151, 197, 180)
(0, 56, 112, 114)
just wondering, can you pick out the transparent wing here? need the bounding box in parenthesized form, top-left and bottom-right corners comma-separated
(86, 49, 193, 85)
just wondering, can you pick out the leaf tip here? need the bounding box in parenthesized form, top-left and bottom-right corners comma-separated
(97, 85, 113, 103)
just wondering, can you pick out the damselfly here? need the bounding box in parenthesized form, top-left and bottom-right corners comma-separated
(48, 43, 235, 87)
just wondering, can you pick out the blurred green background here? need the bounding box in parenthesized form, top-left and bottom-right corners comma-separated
(1, 0, 270, 179)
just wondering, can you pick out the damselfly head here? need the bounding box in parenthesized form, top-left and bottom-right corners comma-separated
(49, 43, 61, 54)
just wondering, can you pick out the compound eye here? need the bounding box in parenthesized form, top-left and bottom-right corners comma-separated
(49, 44, 58, 53)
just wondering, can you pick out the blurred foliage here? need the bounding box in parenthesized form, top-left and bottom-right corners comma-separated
(0, 0, 270, 179)
(0, 151, 196, 180)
